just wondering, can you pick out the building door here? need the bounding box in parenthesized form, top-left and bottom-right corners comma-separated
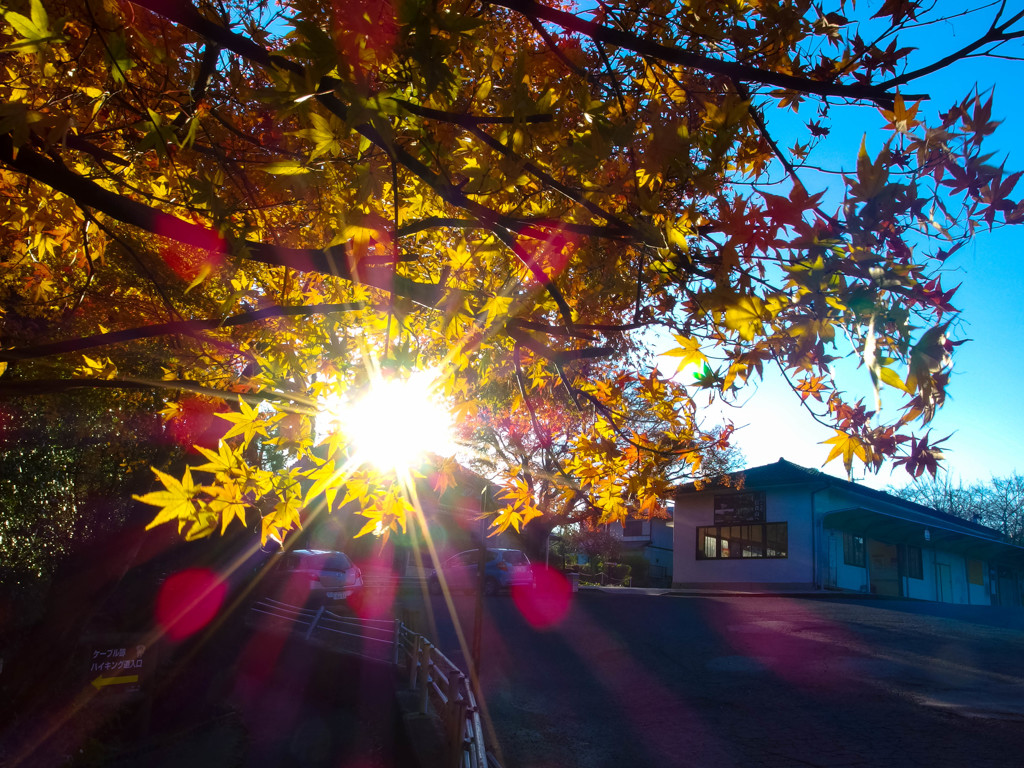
(827, 534, 838, 588)
(868, 540, 900, 597)
(937, 562, 953, 603)
(998, 567, 1019, 607)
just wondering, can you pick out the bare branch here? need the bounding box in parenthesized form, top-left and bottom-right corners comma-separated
(881, 8, 1024, 89)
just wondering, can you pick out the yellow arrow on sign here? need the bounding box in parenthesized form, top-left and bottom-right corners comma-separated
(91, 674, 139, 690)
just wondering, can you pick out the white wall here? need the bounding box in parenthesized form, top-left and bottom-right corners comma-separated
(673, 485, 814, 588)
(675, 476, 1011, 604)
(902, 548, 934, 601)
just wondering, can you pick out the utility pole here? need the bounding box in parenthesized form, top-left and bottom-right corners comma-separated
(472, 486, 490, 670)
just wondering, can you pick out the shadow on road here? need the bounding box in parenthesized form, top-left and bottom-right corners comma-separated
(425, 588, 1024, 768)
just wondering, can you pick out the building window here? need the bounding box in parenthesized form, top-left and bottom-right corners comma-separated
(905, 546, 923, 580)
(843, 533, 865, 567)
(623, 519, 645, 537)
(967, 559, 984, 586)
(696, 523, 787, 559)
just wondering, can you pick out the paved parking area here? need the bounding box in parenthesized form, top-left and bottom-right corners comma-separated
(421, 590, 1024, 767)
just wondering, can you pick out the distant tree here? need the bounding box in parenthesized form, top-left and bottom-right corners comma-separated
(890, 473, 1024, 544)
(687, 426, 746, 487)
(0, 390, 172, 588)
(986, 475, 1024, 544)
(564, 525, 621, 566)
(888, 475, 985, 520)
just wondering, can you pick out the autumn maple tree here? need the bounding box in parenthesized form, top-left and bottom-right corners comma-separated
(1, 0, 1022, 544)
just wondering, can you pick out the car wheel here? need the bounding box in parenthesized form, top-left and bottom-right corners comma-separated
(484, 577, 500, 596)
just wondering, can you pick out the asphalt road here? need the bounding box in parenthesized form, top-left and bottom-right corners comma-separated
(417, 588, 1024, 768)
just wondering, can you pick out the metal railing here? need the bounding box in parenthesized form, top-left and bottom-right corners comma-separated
(248, 598, 488, 768)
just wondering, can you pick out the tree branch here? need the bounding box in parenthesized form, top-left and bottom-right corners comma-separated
(505, 325, 614, 364)
(0, 376, 316, 409)
(397, 215, 636, 241)
(0, 303, 365, 363)
(516, 319, 649, 335)
(881, 8, 1024, 89)
(488, 0, 895, 105)
(467, 125, 643, 240)
(390, 99, 554, 126)
(0, 135, 444, 307)
(172, 40, 221, 128)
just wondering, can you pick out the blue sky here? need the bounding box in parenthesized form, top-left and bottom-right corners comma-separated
(665, 8, 1024, 491)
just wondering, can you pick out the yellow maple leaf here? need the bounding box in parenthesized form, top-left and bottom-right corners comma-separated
(260, 492, 302, 544)
(662, 334, 708, 372)
(451, 399, 479, 421)
(205, 481, 247, 534)
(217, 398, 268, 444)
(193, 441, 240, 476)
(488, 477, 543, 535)
(183, 507, 219, 541)
(821, 430, 867, 474)
(303, 459, 340, 507)
(723, 296, 766, 341)
(134, 467, 198, 532)
(354, 491, 410, 544)
(597, 498, 628, 526)
(881, 92, 922, 134)
(848, 136, 890, 201)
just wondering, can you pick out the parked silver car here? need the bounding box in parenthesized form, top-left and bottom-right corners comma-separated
(428, 548, 534, 596)
(264, 549, 364, 608)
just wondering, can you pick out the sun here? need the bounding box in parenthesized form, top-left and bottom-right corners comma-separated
(319, 370, 456, 472)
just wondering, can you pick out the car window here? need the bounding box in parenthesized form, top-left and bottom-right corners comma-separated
(443, 554, 464, 569)
(501, 550, 528, 565)
(324, 553, 353, 570)
(299, 554, 328, 570)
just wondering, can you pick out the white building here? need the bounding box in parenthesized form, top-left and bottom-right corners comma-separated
(673, 459, 1024, 606)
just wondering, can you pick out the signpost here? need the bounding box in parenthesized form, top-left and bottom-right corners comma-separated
(92, 674, 140, 691)
(85, 636, 151, 695)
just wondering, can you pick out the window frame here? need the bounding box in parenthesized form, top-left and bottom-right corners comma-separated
(696, 523, 788, 560)
(904, 545, 923, 580)
(843, 532, 866, 567)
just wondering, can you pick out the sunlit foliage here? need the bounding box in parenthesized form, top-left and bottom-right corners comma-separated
(1, 0, 1022, 543)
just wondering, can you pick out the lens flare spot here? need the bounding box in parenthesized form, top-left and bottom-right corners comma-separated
(165, 396, 229, 453)
(155, 216, 226, 284)
(156, 568, 226, 642)
(512, 566, 571, 629)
